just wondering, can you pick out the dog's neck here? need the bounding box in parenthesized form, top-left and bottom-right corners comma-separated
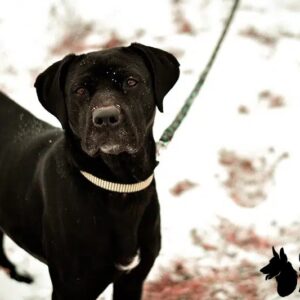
(100, 137, 157, 182)
(65, 130, 157, 184)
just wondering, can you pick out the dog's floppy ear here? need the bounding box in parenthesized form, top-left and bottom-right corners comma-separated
(34, 54, 76, 128)
(129, 43, 180, 112)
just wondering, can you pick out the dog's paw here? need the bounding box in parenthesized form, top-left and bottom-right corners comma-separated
(115, 251, 140, 272)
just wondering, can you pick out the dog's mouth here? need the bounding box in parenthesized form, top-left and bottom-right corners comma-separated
(81, 127, 141, 157)
(100, 143, 138, 155)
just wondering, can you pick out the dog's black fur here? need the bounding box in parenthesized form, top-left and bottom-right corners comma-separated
(0, 43, 179, 299)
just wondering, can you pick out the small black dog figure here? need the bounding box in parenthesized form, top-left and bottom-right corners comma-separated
(260, 247, 298, 297)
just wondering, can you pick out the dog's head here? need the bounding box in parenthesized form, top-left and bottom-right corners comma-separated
(35, 43, 179, 156)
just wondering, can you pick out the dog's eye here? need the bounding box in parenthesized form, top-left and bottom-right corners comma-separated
(75, 87, 88, 97)
(126, 78, 138, 87)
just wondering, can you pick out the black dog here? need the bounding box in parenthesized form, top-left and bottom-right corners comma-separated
(0, 43, 179, 299)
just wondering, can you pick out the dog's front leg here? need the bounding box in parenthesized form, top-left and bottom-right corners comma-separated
(50, 266, 113, 300)
(113, 246, 160, 300)
(113, 198, 161, 300)
(46, 241, 114, 300)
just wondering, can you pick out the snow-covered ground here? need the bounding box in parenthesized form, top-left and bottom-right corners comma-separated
(1, 0, 300, 299)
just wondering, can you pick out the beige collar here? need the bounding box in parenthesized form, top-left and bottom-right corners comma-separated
(80, 170, 154, 193)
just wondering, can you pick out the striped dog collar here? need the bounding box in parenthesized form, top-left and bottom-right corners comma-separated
(80, 170, 154, 193)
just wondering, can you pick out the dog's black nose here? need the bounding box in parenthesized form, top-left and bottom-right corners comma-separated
(92, 106, 121, 127)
